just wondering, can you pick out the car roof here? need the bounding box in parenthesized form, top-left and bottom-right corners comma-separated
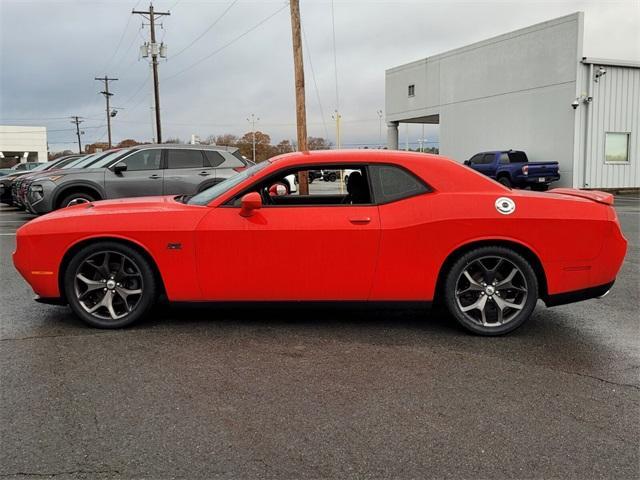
(130, 143, 238, 152)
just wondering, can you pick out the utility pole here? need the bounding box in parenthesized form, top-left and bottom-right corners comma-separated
(377, 109, 383, 148)
(289, 0, 309, 195)
(94, 76, 118, 148)
(246, 114, 259, 163)
(332, 110, 342, 149)
(70, 116, 84, 153)
(133, 3, 170, 143)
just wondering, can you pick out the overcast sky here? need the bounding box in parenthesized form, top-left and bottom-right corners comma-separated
(1, 0, 638, 152)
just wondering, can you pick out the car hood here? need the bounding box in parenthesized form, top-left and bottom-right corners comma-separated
(0, 171, 32, 182)
(32, 195, 193, 220)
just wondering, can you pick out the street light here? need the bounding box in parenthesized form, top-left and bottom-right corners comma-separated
(246, 114, 259, 163)
(377, 110, 383, 148)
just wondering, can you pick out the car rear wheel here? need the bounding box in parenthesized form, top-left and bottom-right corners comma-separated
(497, 176, 512, 188)
(59, 192, 95, 208)
(64, 242, 157, 328)
(443, 246, 538, 335)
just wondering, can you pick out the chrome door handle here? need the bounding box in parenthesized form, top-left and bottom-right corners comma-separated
(149, 174, 161, 179)
(349, 217, 371, 224)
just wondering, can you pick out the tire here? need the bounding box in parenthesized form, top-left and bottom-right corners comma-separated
(64, 241, 158, 328)
(59, 191, 95, 209)
(497, 176, 512, 188)
(327, 172, 337, 182)
(443, 246, 538, 336)
(344, 175, 349, 185)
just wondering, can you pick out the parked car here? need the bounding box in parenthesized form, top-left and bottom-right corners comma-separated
(464, 150, 560, 190)
(24, 144, 250, 214)
(0, 155, 84, 206)
(13, 150, 625, 335)
(12, 154, 100, 208)
(0, 161, 41, 177)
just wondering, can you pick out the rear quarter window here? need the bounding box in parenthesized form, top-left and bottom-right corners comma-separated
(370, 165, 428, 204)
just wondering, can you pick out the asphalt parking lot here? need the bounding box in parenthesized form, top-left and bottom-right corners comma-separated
(0, 196, 638, 479)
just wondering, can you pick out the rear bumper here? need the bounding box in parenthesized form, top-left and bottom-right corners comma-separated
(543, 281, 614, 307)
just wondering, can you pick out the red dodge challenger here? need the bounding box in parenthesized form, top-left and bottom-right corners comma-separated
(13, 150, 626, 335)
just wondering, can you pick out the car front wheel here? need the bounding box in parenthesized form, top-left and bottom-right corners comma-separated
(443, 246, 538, 335)
(59, 192, 95, 208)
(64, 242, 157, 328)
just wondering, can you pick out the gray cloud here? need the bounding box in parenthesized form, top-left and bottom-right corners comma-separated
(1, 0, 638, 151)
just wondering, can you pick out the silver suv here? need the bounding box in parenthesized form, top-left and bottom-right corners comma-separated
(26, 144, 250, 214)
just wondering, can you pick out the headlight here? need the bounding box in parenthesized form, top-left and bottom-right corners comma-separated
(30, 185, 43, 193)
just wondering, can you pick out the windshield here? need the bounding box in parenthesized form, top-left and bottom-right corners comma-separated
(63, 154, 98, 169)
(188, 161, 269, 206)
(90, 149, 133, 168)
(31, 160, 57, 172)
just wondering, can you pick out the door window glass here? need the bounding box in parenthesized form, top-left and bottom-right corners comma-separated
(166, 149, 205, 169)
(234, 165, 372, 206)
(117, 150, 162, 171)
(370, 165, 428, 203)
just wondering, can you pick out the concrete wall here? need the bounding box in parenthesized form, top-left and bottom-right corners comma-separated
(386, 12, 584, 186)
(0, 126, 48, 163)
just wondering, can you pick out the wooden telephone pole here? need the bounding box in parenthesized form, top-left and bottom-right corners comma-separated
(94, 76, 118, 148)
(289, 0, 309, 195)
(70, 116, 83, 153)
(133, 3, 170, 143)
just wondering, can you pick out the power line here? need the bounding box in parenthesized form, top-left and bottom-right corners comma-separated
(330, 0, 340, 113)
(163, 3, 288, 82)
(301, 23, 329, 141)
(171, 0, 238, 59)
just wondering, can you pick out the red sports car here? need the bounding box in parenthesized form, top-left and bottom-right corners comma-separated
(13, 150, 626, 335)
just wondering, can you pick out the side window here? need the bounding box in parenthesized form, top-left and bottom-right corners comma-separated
(370, 165, 428, 203)
(469, 154, 483, 165)
(166, 149, 205, 169)
(233, 165, 372, 206)
(119, 149, 162, 171)
(482, 154, 495, 164)
(499, 153, 510, 164)
(204, 151, 225, 168)
(220, 152, 245, 168)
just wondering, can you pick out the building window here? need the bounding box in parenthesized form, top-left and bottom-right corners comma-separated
(605, 132, 630, 163)
(408, 84, 415, 97)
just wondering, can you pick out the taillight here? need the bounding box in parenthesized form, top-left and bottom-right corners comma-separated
(522, 165, 529, 175)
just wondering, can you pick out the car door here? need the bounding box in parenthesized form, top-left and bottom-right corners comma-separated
(475, 153, 496, 178)
(195, 164, 381, 301)
(104, 148, 163, 198)
(163, 148, 212, 195)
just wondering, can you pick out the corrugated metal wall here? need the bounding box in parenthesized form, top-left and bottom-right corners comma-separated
(581, 65, 639, 189)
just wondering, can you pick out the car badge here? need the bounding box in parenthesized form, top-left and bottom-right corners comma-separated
(495, 197, 516, 215)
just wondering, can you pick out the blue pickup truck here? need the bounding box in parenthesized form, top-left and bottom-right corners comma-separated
(464, 150, 560, 191)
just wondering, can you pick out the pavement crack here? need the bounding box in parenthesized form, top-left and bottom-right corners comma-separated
(556, 369, 640, 390)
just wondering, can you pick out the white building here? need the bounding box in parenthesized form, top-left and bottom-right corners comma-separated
(0, 126, 48, 166)
(385, 12, 639, 189)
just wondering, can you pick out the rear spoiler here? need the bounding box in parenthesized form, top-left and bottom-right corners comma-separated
(549, 188, 614, 206)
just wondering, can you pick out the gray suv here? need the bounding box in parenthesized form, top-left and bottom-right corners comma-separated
(26, 144, 250, 214)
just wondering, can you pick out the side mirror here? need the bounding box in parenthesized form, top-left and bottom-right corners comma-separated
(113, 163, 128, 174)
(239, 192, 262, 217)
(463, 160, 470, 166)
